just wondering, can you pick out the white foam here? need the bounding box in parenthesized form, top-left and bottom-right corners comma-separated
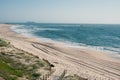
(34, 28, 61, 31)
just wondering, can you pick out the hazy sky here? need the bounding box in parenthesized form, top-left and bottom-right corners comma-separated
(0, 0, 120, 24)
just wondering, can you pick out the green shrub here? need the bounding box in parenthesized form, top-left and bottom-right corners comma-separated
(32, 73, 41, 78)
(0, 39, 9, 47)
(0, 73, 17, 80)
(0, 61, 23, 76)
(31, 73, 41, 80)
(35, 60, 45, 67)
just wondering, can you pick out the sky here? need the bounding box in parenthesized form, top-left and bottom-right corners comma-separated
(0, 0, 120, 24)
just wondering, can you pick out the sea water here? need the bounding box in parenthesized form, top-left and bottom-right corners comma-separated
(11, 23, 120, 58)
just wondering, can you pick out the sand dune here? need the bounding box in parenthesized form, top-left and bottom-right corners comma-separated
(0, 24, 120, 80)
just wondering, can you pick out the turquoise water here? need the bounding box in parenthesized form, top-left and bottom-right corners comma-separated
(11, 23, 120, 55)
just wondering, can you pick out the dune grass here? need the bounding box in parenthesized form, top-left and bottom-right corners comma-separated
(0, 52, 23, 80)
(0, 39, 48, 80)
(0, 39, 10, 47)
(0, 61, 23, 79)
(0, 48, 46, 80)
(0, 61, 23, 77)
(0, 51, 45, 80)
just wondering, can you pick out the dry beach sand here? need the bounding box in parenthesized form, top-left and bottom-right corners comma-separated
(0, 24, 120, 80)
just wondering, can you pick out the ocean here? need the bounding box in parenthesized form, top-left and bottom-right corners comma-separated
(11, 23, 120, 58)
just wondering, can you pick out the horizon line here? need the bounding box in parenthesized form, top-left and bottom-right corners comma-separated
(2, 21, 120, 25)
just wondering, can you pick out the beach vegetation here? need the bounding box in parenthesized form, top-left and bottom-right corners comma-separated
(35, 60, 45, 67)
(0, 43, 47, 80)
(58, 70, 67, 80)
(0, 39, 10, 47)
(58, 70, 88, 80)
(63, 74, 88, 80)
(0, 59, 23, 80)
(32, 72, 41, 79)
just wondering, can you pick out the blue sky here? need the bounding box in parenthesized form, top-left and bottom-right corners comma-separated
(0, 0, 120, 24)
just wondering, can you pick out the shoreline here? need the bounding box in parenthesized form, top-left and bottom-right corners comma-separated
(10, 24, 119, 61)
(0, 24, 120, 80)
(10, 24, 120, 60)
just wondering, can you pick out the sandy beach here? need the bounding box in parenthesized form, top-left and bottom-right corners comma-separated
(0, 24, 120, 80)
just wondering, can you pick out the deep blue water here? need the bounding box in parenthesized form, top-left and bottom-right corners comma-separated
(11, 23, 120, 54)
